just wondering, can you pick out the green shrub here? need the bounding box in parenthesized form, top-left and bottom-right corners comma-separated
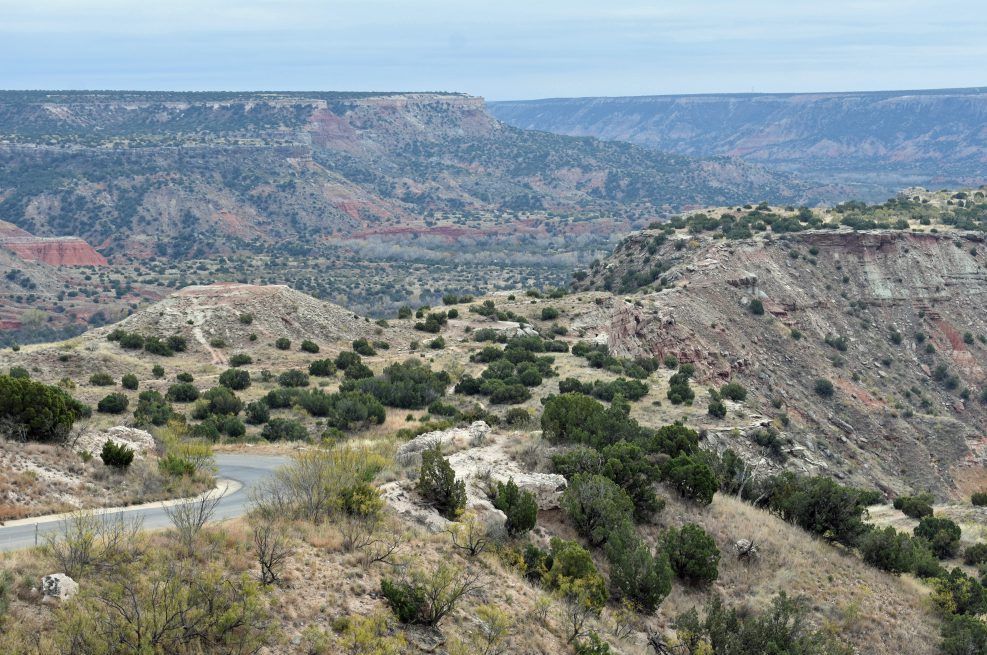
(166, 382, 199, 402)
(814, 378, 835, 397)
(493, 478, 537, 537)
(344, 359, 449, 409)
(971, 492, 987, 506)
(100, 440, 134, 468)
(541, 537, 608, 609)
(665, 523, 720, 585)
(176, 372, 194, 383)
(760, 473, 871, 547)
(245, 400, 270, 425)
(419, 444, 466, 519)
(719, 382, 747, 401)
(151, 364, 165, 378)
(134, 391, 173, 427)
(229, 353, 253, 367)
(748, 299, 765, 315)
(540, 307, 560, 320)
(380, 578, 425, 624)
(275, 337, 291, 350)
(667, 366, 695, 405)
(931, 568, 987, 616)
(429, 336, 446, 350)
(351, 338, 376, 356)
(940, 614, 987, 655)
(707, 399, 726, 418)
(561, 474, 634, 546)
(604, 521, 672, 612)
(238, 313, 253, 325)
(335, 351, 363, 370)
(97, 393, 129, 414)
(200, 386, 243, 416)
(121, 373, 139, 390)
(664, 454, 717, 505)
(300, 339, 320, 354)
(859, 526, 916, 574)
(261, 418, 308, 441)
(89, 372, 114, 386)
(963, 543, 987, 566)
(309, 359, 337, 377)
(219, 368, 251, 391)
(893, 494, 934, 519)
(278, 369, 310, 388)
(915, 516, 962, 558)
(674, 593, 851, 655)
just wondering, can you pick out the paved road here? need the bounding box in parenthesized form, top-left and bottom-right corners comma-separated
(0, 453, 287, 552)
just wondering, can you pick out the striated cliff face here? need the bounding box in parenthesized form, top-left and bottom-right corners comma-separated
(1, 236, 107, 266)
(488, 87, 987, 197)
(0, 90, 815, 260)
(577, 228, 987, 498)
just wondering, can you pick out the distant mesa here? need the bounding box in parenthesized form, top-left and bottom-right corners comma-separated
(0, 221, 106, 267)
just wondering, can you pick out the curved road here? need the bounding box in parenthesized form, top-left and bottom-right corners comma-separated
(0, 453, 287, 552)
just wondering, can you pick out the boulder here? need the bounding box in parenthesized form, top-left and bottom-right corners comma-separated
(41, 573, 78, 603)
(76, 426, 156, 462)
(395, 421, 491, 466)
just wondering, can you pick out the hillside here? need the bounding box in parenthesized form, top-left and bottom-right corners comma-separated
(575, 218, 987, 499)
(488, 87, 987, 198)
(0, 281, 964, 655)
(0, 91, 816, 262)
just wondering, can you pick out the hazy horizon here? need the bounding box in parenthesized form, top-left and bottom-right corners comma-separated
(3, 1, 986, 101)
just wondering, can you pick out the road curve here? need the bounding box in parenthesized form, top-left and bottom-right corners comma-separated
(0, 453, 288, 552)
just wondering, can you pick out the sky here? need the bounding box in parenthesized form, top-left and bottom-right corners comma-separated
(1, 1, 985, 100)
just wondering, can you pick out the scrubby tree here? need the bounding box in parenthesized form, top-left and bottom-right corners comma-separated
(604, 521, 672, 612)
(0, 375, 87, 443)
(915, 516, 962, 558)
(664, 523, 720, 585)
(97, 393, 129, 414)
(219, 368, 251, 391)
(561, 474, 634, 546)
(419, 444, 466, 519)
(493, 478, 538, 537)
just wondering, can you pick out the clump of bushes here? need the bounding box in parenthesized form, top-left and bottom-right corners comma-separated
(261, 418, 308, 441)
(351, 338, 376, 356)
(275, 337, 291, 350)
(667, 364, 695, 405)
(893, 494, 934, 519)
(300, 339, 320, 354)
(309, 359, 337, 377)
(344, 359, 450, 409)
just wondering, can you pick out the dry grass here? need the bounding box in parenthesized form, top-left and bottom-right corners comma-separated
(649, 491, 942, 655)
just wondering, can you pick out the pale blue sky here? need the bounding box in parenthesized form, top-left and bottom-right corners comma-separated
(1, 1, 984, 99)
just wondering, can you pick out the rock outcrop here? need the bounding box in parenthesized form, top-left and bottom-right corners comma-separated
(76, 426, 156, 462)
(41, 573, 78, 603)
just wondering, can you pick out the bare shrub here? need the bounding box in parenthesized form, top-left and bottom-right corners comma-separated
(43, 511, 143, 578)
(447, 511, 491, 557)
(252, 521, 294, 585)
(164, 492, 222, 556)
